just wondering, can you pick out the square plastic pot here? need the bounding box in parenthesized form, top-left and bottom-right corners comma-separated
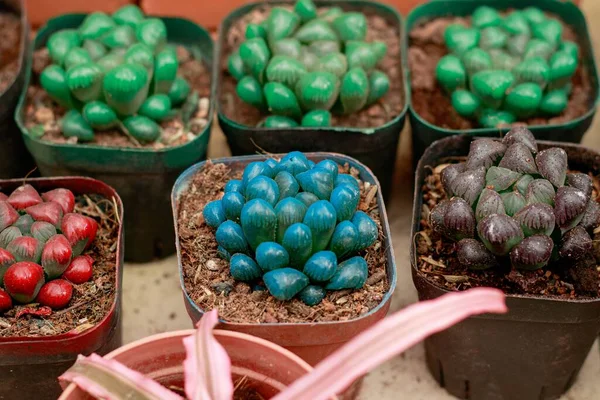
(410, 135, 600, 400)
(216, 0, 409, 200)
(16, 13, 215, 263)
(0, 176, 124, 400)
(0, 0, 35, 178)
(172, 152, 396, 399)
(406, 0, 600, 164)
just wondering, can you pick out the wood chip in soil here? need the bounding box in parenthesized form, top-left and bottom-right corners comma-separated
(219, 5, 404, 129)
(415, 159, 600, 299)
(177, 160, 390, 324)
(0, 12, 21, 93)
(409, 13, 594, 131)
(24, 46, 211, 149)
(0, 194, 119, 337)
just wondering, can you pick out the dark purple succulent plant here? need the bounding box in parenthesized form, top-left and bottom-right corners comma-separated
(430, 126, 600, 271)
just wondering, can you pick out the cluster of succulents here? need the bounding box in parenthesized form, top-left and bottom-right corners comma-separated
(40, 5, 198, 143)
(0, 185, 98, 313)
(430, 127, 600, 271)
(435, 6, 579, 128)
(203, 151, 378, 305)
(228, 0, 390, 128)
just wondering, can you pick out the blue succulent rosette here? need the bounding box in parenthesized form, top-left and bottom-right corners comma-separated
(203, 152, 379, 305)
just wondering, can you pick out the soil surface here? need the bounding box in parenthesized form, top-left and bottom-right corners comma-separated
(409, 13, 594, 130)
(220, 5, 404, 129)
(415, 159, 600, 298)
(0, 193, 119, 337)
(24, 46, 211, 149)
(177, 160, 390, 324)
(0, 12, 21, 93)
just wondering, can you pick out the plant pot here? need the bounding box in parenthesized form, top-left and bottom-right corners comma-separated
(0, 176, 124, 400)
(16, 13, 215, 263)
(216, 1, 409, 200)
(410, 135, 600, 400)
(406, 0, 600, 164)
(172, 152, 396, 399)
(0, 0, 35, 178)
(58, 329, 326, 400)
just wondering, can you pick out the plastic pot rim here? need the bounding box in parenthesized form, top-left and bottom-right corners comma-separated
(404, 0, 600, 136)
(0, 176, 124, 344)
(172, 152, 397, 330)
(216, 0, 409, 136)
(0, 0, 28, 99)
(15, 13, 215, 155)
(411, 135, 600, 311)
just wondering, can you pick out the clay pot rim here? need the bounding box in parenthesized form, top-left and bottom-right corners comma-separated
(215, 0, 409, 135)
(0, 0, 28, 99)
(411, 135, 600, 306)
(0, 176, 124, 343)
(404, 0, 600, 136)
(171, 151, 397, 328)
(15, 13, 216, 154)
(58, 328, 316, 400)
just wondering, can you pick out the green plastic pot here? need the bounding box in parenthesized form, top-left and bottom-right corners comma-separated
(406, 0, 600, 164)
(0, 0, 35, 178)
(16, 14, 215, 263)
(217, 0, 409, 200)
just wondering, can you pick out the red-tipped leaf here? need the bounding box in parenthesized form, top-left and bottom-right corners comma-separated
(7, 236, 42, 263)
(3, 261, 45, 304)
(41, 234, 73, 279)
(36, 279, 73, 309)
(42, 188, 75, 214)
(61, 213, 98, 256)
(0, 201, 19, 231)
(63, 255, 94, 284)
(0, 248, 16, 286)
(7, 184, 42, 210)
(0, 288, 12, 312)
(26, 202, 64, 227)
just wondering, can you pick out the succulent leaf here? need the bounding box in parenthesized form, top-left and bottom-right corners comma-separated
(513, 58, 550, 88)
(470, 70, 514, 109)
(548, 51, 578, 89)
(456, 238, 497, 270)
(256, 242, 289, 272)
(337, 68, 369, 114)
(442, 198, 476, 241)
(103, 63, 149, 115)
(580, 200, 600, 232)
(554, 187, 588, 231)
(227, 52, 246, 80)
(282, 222, 313, 269)
(524, 39, 554, 61)
(510, 234, 554, 270)
(332, 12, 367, 42)
(267, 7, 301, 42)
(266, 56, 307, 88)
(295, 0, 317, 22)
(122, 116, 161, 143)
(539, 89, 568, 116)
(559, 226, 592, 261)
(526, 179, 556, 206)
(301, 110, 332, 127)
(264, 82, 302, 118)
(245, 176, 280, 207)
(303, 200, 337, 252)
(329, 220, 359, 259)
(502, 126, 538, 154)
(479, 27, 508, 50)
(61, 213, 98, 256)
(318, 53, 347, 78)
(40, 65, 75, 108)
(112, 4, 144, 28)
(567, 173, 593, 201)
(532, 18, 563, 48)
(264, 268, 309, 300)
(230, 253, 262, 281)
(451, 90, 480, 118)
(479, 109, 516, 129)
(241, 199, 277, 250)
(215, 220, 248, 255)
(516, 174, 535, 196)
(64, 47, 93, 70)
(61, 110, 95, 142)
(222, 192, 245, 222)
(245, 23, 267, 40)
(237, 76, 265, 110)
(79, 12, 115, 40)
(523, 7, 546, 25)
(330, 185, 359, 222)
(82, 101, 118, 130)
(0, 202, 18, 231)
(303, 250, 337, 282)
(67, 63, 104, 102)
(501, 191, 526, 217)
(345, 41, 377, 72)
(30, 221, 58, 243)
(536, 148, 568, 188)
(296, 192, 320, 208)
(472, 6, 502, 29)
(366, 70, 390, 106)
(153, 48, 179, 94)
(444, 24, 480, 55)
(448, 166, 486, 206)
(298, 285, 326, 306)
(308, 41, 341, 57)
(475, 189, 506, 222)
(263, 116, 299, 128)
(271, 38, 302, 59)
(513, 203, 556, 237)
(498, 143, 538, 175)
(485, 166, 522, 192)
(477, 213, 524, 256)
(7, 236, 43, 263)
(239, 38, 271, 81)
(435, 55, 466, 93)
(136, 18, 167, 53)
(295, 71, 340, 111)
(48, 29, 82, 65)
(505, 83, 543, 118)
(296, 168, 334, 200)
(294, 19, 337, 43)
(41, 234, 73, 279)
(465, 139, 506, 170)
(502, 11, 531, 36)
(102, 25, 136, 49)
(440, 163, 465, 197)
(325, 256, 368, 290)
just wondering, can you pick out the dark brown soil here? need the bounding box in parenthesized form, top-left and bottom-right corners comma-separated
(177, 160, 389, 324)
(409, 14, 594, 130)
(0, 193, 119, 337)
(0, 12, 21, 93)
(24, 46, 211, 149)
(220, 5, 404, 129)
(233, 377, 267, 400)
(415, 160, 600, 298)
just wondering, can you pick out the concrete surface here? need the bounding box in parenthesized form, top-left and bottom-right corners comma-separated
(121, 2, 600, 398)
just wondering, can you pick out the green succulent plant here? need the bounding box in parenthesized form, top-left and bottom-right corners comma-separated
(40, 5, 199, 144)
(431, 127, 600, 271)
(202, 152, 379, 305)
(435, 6, 579, 128)
(228, 0, 390, 128)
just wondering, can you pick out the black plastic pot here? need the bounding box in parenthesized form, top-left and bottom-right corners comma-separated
(0, 0, 34, 178)
(406, 0, 600, 164)
(16, 14, 215, 263)
(410, 135, 600, 400)
(217, 1, 409, 200)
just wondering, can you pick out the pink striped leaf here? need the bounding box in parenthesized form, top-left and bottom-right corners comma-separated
(273, 288, 507, 400)
(183, 309, 234, 400)
(59, 353, 183, 400)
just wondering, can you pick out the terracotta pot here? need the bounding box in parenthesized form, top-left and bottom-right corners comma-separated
(25, 0, 133, 27)
(410, 135, 600, 400)
(172, 152, 396, 399)
(0, 177, 124, 400)
(0, 0, 35, 178)
(59, 329, 321, 399)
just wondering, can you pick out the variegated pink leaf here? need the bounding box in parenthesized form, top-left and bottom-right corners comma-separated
(183, 309, 234, 400)
(274, 288, 507, 400)
(59, 353, 183, 400)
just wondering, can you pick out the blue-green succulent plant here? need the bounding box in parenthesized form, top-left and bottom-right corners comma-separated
(435, 6, 579, 128)
(430, 127, 600, 271)
(40, 5, 199, 144)
(228, 0, 391, 128)
(203, 152, 379, 305)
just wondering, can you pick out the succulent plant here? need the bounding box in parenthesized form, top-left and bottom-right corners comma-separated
(228, 0, 390, 128)
(0, 185, 98, 312)
(431, 127, 600, 271)
(203, 152, 379, 305)
(40, 5, 200, 144)
(435, 6, 579, 128)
